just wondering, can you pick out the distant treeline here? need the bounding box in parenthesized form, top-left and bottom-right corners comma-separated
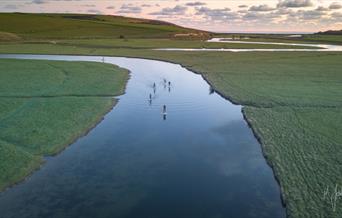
(316, 30, 342, 35)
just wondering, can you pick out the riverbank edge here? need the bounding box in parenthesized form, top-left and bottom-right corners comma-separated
(174, 60, 289, 214)
(178, 61, 289, 217)
(0, 53, 288, 216)
(0, 62, 131, 193)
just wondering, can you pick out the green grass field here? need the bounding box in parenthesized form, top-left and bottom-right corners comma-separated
(0, 59, 129, 191)
(0, 59, 128, 97)
(244, 106, 342, 218)
(303, 34, 342, 44)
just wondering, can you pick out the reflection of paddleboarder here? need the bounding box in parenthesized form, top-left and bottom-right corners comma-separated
(153, 82, 156, 93)
(209, 86, 215, 95)
(148, 93, 152, 105)
(162, 105, 167, 120)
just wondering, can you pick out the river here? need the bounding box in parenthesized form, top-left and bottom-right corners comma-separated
(0, 54, 285, 218)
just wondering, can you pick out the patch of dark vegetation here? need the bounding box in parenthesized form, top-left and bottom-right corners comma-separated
(316, 29, 342, 35)
(61, 15, 100, 21)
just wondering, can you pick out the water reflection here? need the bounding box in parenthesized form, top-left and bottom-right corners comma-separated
(155, 38, 342, 52)
(207, 38, 342, 51)
(162, 105, 167, 121)
(209, 86, 215, 95)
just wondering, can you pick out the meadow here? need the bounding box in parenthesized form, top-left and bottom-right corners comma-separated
(0, 59, 129, 191)
(1, 12, 342, 218)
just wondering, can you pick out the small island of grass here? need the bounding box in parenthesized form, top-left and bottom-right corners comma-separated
(0, 58, 129, 191)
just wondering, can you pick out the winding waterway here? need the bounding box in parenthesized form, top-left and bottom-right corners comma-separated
(0, 54, 285, 218)
(155, 38, 342, 52)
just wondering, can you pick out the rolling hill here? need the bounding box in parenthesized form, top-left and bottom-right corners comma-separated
(0, 13, 210, 40)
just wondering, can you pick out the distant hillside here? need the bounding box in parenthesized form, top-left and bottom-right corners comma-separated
(0, 13, 210, 40)
(316, 30, 342, 35)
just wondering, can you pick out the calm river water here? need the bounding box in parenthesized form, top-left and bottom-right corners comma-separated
(0, 54, 285, 218)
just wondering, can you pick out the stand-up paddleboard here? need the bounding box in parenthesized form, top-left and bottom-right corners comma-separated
(162, 105, 167, 115)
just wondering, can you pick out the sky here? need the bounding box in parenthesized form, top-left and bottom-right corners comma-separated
(1, 0, 342, 33)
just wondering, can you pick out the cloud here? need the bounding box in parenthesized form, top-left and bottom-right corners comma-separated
(149, 5, 187, 15)
(277, 0, 313, 8)
(331, 12, 342, 18)
(238, 10, 248, 14)
(243, 11, 279, 21)
(31, 0, 81, 4)
(329, 2, 342, 10)
(32, 0, 45, 4)
(82, 4, 95, 8)
(238, 5, 248, 8)
(249, 4, 275, 12)
(315, 6, 329, 12)
(106, 6, 115, 10)
(294, 9, 326, 20)
(141, 4, 152, 7)
(87, 9, 102, 14)
(4, 4, 18, 9)
(186, 2, 206, 7)
(195, 7, 239, 21)
(276, 8, 293, 15)
(302, 10, 326, 19)
(117, 4, 142, 14)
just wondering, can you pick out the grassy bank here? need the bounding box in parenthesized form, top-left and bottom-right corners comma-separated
(0, 59, 129, 191)
(244, 106, 342, 218)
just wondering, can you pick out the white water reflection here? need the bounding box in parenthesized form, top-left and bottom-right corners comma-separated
(155, 38, 342, 52)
